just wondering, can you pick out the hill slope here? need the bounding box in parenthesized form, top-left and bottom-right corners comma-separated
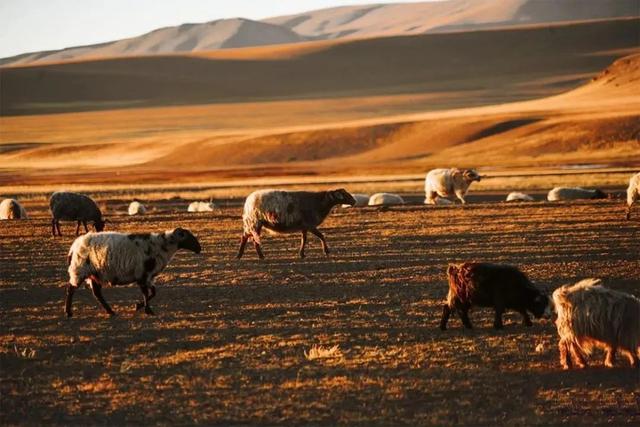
(266, 0, 639, 38)
(1, 18, 638, 116)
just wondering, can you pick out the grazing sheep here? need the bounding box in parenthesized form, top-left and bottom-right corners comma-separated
(552, 278, 639, 369)
(65, 228, 201, 317)
(237, 188, 355, 259)
(440, 262, 551, 330)
(424, 168, 482, 204)
(368, 193, 404, 206)
(49, 191, 106, 236)
(342, 193, 369, 208)
(626, 172, 639, 220)
(547, 187, 607, 201)
(188, 201, 217, 212)
(0, 198, 28, 219)
(506, 192, 534, 202)
(128, 200, 147, 215)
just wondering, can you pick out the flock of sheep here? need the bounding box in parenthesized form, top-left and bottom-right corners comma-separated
(1, 168, 639, 370)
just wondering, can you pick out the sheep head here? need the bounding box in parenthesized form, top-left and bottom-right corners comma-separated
(94, 218, 106, 232)
(171, 228, 202, 253)
(463, 169, 482, 183)
(328, 189, 357, 206)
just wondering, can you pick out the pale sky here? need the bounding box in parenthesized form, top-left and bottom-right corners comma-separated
(0, 0, 435, 58)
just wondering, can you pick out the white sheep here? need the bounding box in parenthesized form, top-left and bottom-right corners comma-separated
(506, 192, 534, 202)
(0, 198, 28, 219)
(368, 193, 404, 206)
(341, 193, 369, 208)
(49, 191, 105, 236)
(547, 187, 607, 201)
(237, 189, 355, 259)
(626, 172, 639, 220)
(188, 201, 217, 212)
(424, 168, 482, 204)
(65, 228, 201, 317)
(128, 200, 147, 215)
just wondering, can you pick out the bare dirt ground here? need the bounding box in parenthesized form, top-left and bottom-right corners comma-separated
(1, 195, 638, 425)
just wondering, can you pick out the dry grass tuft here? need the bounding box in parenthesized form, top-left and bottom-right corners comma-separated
(304, 344, 342, 361)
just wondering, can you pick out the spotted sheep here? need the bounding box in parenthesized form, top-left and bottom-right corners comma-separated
(49, 191, 106, 236)
(626, 172, 639, 219)
(65, 228, 201, 317)
(0, 198, 28, 219)
(552, 278, 639, 369)
(237, 189, 356, 259)
(424, 168, 482, 204)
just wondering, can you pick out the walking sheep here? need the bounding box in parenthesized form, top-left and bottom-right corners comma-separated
(441, 262, 551, 330)
(547, 187, 607, 201)
(368, 193, 404, 206)
(50, 191, 106, 236)
(425, 168, 482, 204)
(128, 200, 147, 215)
(65, 227, 201, 317)
(552, 278, 639, 369)
(626, 172, 639, 220)
(0, 198, 28, 219)
(237, 189, 355, 259)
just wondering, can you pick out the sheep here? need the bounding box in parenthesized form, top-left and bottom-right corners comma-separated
(237, 188, 355, 259)
(49, 191, 106, 236)
(626, 172, 639, 220)
(424, 168, 482, 204)
(552, 278, 639, 369)
(440, 262, 552, 330)
(188, 201, 217, 212)
(368, 193, 404, 206)
(128, 200, 147, 216)
(0, 198, 28, 219)
(547, 187, 607, 201)
(65, 227, 201, 317)
(341, 193, 369, 208)
(506, 192, 534, 202)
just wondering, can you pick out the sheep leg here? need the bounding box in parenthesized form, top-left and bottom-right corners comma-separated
(569, 342, 587, 369)
(64, 284, 76, 317)
(622, 349, 638, 368)
(439, 304, 452, 330)
(135, 285, 156, 311)
(518, 310, 533, 326)
(83, 221, 89, 233)
(310, 228, 329, 256)
(89, 280, 115, 316)
(559, 339, 571, 370)
(426, 192, 438, 204)
(455, 302, 473, 329)
(604, 346, 616, 368)
(56, 220, 62, 236)
(455, 190, 466, 204)
(626, 205, 632, 220)
(51, 219, 57, 236)
(236, 234, 249, 259)
(75, 221, 82, 235)
(299, 230, 307, 258)
(137, 280, 155, 315)
(252, 224, 265, 259)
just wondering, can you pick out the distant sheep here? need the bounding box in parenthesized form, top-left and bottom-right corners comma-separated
(506, 192, 534, 202)
(237, 188, 355, 259)
(425, 168, 482, 204)
(626, 172, 639, 220)
(65, 228, 201, 317)
(368, 193, 404, 206)
(49, 191, 105, 236)
(188, 201, 217, 212)
(0, 198, 28, 220)
(128, 200, 147, 216)
(441, 262, 551, 330)
(547, 187, 607, 201)
(552, 278, 639, 369)
(342, 193, 369, 208)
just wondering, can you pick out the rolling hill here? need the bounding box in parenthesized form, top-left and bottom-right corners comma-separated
(1, 17, 638, 116)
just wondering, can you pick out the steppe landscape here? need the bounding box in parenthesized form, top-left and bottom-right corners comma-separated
(1, 0, 639, 425)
